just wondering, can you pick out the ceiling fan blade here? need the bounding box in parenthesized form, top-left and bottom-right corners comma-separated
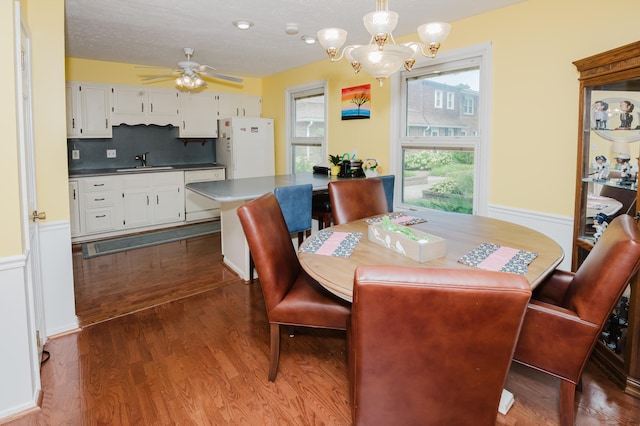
(199, 70, 243, 83)
(141, 72, 180, 81)
(135, 65, 175, 70)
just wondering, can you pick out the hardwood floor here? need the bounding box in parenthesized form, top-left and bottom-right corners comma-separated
(3, 233, 640, 425)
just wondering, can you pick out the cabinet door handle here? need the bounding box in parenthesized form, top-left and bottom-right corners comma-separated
(147, 195, 149, 205)
(94, 197, 105, 201)
(141, 103, 144, 113)
(105, 118, 108, 129)
(183, 120, 186, 130)
(150, 103, 153, 113)
(93, 183, 104, 187)
(72, 118, 75, 129)
(95, 214, 106, 218)
(156, 195, 159, 204)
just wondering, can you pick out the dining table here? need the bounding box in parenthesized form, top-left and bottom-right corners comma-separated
(298, 209, 565, 302)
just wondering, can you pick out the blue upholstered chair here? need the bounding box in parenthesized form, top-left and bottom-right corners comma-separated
(274, 184, 313, 244)
(379, 175, 395, 212)
(250, 184, 313, 282)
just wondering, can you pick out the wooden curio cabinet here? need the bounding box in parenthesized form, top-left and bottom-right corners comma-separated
(572, 41, 640, 398)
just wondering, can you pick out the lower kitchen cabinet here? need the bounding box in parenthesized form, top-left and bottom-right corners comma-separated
(68, 180, 81, 237)
(72, 171, 185, 241)
(184, 168, 225, 222)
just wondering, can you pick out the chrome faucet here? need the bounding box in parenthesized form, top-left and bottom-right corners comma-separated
(135, 152, 149, 167)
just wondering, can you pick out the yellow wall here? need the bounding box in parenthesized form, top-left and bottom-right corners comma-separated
(0, 0, 22, 256)
(65, 58, 263, 95)
(264, 0, 639, 217)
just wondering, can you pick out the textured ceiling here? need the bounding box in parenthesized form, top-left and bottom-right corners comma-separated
(65, 0, 523, 80)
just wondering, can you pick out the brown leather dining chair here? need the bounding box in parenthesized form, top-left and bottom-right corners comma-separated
(513, 214, 640, 426)
(350, 265, 531, 426)
(328, 178, 388, 224)
(236, 192, 351, 381)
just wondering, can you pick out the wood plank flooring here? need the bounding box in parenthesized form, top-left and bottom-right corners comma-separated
(3, 232, 640, 425)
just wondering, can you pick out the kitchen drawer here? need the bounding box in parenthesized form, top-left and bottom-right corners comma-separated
(85, 191, 116, 208)
(85, 208, 117, 233)
(83, 177, 116, 192)
(184, 169, 225, 183)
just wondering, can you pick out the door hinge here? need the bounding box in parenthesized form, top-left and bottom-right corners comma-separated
(36, 330, 41, 349)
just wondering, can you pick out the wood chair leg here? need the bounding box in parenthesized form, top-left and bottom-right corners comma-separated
(268, 323, 281, 382)
(249, 253, 255, 283)
(559, 379, 576, 426)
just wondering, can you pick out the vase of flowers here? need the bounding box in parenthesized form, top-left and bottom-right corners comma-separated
(363, 158, 381, 177)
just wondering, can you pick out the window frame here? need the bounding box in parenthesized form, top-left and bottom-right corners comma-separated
(389, 43, 492, 216)
(285, 80, 328, 174)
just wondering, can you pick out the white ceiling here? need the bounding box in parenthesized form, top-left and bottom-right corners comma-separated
(65, 0, 523, 80)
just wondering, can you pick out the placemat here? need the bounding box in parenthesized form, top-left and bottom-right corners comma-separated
(299, 230, 362, 258)
(458, 242, 537, 275)
(364, 212, 428, 226)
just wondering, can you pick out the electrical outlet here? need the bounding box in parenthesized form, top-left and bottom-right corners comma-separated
(72, 149, 80, 160)
(106, 149, 116, 158)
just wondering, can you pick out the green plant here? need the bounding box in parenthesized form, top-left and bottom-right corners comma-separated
(328, 154, 342, 166)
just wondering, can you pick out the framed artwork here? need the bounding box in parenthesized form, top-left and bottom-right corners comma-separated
(341, 84, 371, 120)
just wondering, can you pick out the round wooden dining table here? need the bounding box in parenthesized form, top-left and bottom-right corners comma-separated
(298, 210, 564, 302)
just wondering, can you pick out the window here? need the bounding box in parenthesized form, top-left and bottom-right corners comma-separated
(446, 92, 455, 110)
(434, 90, 443, 108)
(286, 81, 327, 173)
(392, 44, 492, 215)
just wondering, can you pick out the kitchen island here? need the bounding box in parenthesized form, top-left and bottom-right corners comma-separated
(187, 173, 340, 280)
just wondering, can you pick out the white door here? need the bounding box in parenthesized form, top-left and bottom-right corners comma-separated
(17, 5, 46, 366)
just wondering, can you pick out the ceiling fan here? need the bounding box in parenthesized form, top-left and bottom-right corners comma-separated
(140, 47, 243, 89)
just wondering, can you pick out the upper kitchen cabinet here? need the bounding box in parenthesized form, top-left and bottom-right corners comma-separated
(179, 91, 219, 138)
(217, 93, 261, 118)
(111, 85, 180, 126)
(66, 81, 112, 139)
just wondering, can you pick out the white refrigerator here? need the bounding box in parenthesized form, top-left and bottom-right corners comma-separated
(216, 117, 275, 179)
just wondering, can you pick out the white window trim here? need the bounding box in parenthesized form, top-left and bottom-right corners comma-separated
(285, 80, 328, 174)
(389, 42, 493, 216)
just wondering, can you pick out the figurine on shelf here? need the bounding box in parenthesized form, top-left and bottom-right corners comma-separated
(593, 100, 609, 130)
(617, 100, 634, 129)
(592, 155, 609, 180)
(593, 212, 610, 242)
(615, 153, 635, 184)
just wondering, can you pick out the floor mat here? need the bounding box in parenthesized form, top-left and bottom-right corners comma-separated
(82, 221, 220, 258)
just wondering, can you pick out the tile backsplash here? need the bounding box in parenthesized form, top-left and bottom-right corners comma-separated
(67, 124, 216, 171)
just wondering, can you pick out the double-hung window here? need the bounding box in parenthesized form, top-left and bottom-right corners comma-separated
(392, 44, 491, 215)
(286, 81, 327, 173)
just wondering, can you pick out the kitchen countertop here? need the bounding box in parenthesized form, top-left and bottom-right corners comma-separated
(68, 163, 225, 178)
(187, 173, 360, 202)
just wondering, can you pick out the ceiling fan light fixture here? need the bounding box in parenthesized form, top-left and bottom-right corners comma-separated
(285, 23, 299, 35)
(301, 35, 316, 45)
(233, 20, 254, 30)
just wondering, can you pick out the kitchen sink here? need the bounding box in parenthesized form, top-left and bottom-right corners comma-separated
(116, 166, 174, 172)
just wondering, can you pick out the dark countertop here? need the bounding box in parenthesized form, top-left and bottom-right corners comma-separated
(68, 163, 226, 178)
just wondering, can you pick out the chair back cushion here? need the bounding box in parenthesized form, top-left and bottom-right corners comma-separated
(237, 193, 301, 312)
(380, 175, 395, 212)
(274, 184, 312, 234)
(564, 214, 640, 324)
(350, 265, 531, 426)
(328, 178, 389, 224)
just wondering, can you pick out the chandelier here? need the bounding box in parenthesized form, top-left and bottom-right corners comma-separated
(316, 0, 450, 86)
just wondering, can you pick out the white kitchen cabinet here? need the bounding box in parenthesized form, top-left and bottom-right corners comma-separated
(121, 174, 154, 229)
(217, 93, 261, 118)
(120, 171, 184, 228)
(66, 82, 112, 138)
(184, 168, 225, 222)
(152, 172, 185, 224)
(179, 91, 219, 137)
(68, 180, 81, 236)
(111, 85, 180, 126)
(81, 176, 119, 234)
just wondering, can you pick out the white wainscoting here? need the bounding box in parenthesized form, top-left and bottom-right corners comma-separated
(488, 204, 573, 272)
(0, 255, 39, 419)
(39, 220, 78, 336)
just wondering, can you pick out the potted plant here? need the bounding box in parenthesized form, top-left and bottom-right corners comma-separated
(328, 154, 342, 176)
